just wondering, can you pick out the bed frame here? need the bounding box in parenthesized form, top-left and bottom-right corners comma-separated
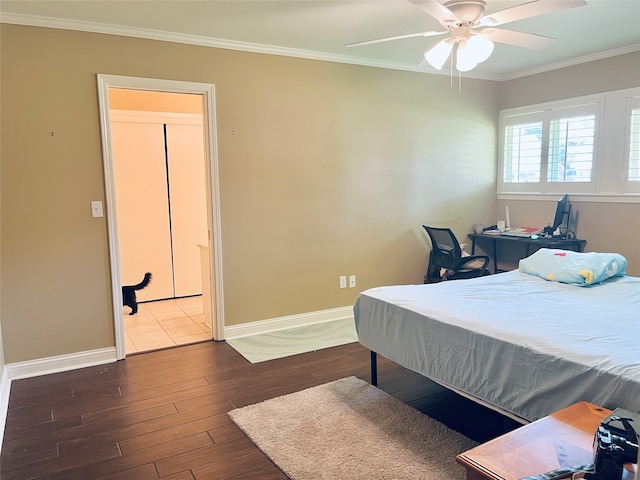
(354, 270, 640, 423)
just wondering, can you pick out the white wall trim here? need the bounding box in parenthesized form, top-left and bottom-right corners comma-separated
(0, 13, 446, 77)
(0, 307, 353, 448)
(0, 366, 11, 454)
(0, 348, 116, 454)
(2, 12, 638, 82)
(109, 110, 203, 125)
(6, 347, 117, 381)
(498, 193, 640, 204)
(498, 44, 640, 81)
(224, 306, 354, 340)
(96, 74, 225, 353)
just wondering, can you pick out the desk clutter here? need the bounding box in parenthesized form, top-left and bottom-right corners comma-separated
(519, 407, 639, 480)
(468, 232, 587, 274)
(475, 194, 577, 240)
(457, 403, 638, 480)
(474, 222, 570, 240)
(476, 224, 544, 238)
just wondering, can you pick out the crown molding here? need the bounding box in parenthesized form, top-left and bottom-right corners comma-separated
(0, 12, 499, 80)
(0, 12, 441, 73)
(2, 12, 636, 83)
(498, 44, 640, 82)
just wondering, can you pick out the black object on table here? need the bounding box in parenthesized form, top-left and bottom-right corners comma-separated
(468, 232, 587, 274)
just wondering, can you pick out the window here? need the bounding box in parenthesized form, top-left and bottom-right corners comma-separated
(626, 97, 640, 188)
(503, 122, 542, 183)
(500, 103, 600, 193)
(499, 88, 640, 198)
(547, 114, 595, 183)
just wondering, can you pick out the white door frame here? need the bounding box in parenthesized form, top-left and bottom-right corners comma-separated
(96, 74, 225, 359)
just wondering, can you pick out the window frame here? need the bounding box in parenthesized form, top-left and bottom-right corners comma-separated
(498, 87, 640, 201)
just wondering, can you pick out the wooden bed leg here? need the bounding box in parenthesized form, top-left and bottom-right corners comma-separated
(370, 351, 378, 386)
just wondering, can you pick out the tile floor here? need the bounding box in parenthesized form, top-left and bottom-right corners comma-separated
(124, 296, 211, 354)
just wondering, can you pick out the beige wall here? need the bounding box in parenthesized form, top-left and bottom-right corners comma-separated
(0, 25, 499, 363)
(498, 52, 640, 275)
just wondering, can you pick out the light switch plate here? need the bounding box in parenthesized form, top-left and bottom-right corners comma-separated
(91, 201, 104, 218)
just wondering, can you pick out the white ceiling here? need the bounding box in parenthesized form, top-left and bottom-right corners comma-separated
(1, 0, 639, 81)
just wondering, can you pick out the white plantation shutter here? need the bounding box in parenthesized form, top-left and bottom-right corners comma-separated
(547, 114, 595, 183)
(499, 89, 640, 198)
(503, 122, 542, 183)
(627, 101, 640, 182)
(622, 96, 640, 194)
(499, 102, 599, 194)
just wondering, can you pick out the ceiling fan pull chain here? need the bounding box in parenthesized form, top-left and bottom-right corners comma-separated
(450, 54, 453, 89)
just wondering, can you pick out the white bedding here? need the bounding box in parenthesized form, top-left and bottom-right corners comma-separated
(354, 270, 640, 421)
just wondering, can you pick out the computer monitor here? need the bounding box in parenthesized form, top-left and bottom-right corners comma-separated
(544, 194, 571, 238)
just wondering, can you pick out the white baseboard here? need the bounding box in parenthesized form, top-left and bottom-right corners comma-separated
(6, 347, 118, 381)
(0, 347, 117, 454)
(0, 366, 11, 454)
(0, 307, 355, 452)
(224, 305, 354, 340)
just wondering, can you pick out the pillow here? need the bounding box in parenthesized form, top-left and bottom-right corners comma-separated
(518, 248, 627, 286)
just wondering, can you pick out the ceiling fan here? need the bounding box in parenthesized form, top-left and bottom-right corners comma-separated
(346, 0, 587, 72)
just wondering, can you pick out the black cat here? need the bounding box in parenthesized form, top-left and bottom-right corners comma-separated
(122, 272, 152, 315)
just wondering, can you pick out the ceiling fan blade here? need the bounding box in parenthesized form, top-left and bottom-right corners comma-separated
(480, 0, 586, 27)
(345, 30, 446, 48)
(406, 0, 460, 24)
(481, 28, 555, 50)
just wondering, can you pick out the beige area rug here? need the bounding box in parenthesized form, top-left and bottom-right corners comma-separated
(226, 318, 358, 363)
(228, 376, 478, 480)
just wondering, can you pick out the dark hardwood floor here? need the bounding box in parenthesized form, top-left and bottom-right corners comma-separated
(1, 340, 520, 479)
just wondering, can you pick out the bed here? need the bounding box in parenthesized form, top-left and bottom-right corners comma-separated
(353, 252, 640, 423)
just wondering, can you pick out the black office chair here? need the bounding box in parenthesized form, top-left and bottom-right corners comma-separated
(423, 225, 490, 283)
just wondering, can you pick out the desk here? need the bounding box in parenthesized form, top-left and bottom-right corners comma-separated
(469, 233, 587, 274)
(456, 402, 636, 480)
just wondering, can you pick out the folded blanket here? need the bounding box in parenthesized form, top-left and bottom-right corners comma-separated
(519, 248, 627, 286)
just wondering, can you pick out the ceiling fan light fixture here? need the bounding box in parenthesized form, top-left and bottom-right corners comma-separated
(350, 0, 588, 77)
(424, 38, 454, 70)
(455, 41, 479, 72)
(467, 34, 494, 63)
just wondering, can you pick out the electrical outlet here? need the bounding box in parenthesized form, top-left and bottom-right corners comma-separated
(349, 275, 356, 288)
(339, 276, 347, 289)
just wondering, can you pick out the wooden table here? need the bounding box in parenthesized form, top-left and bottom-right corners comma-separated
(456, 402, 637, 480)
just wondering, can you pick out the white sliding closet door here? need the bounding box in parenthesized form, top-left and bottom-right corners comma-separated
(111, 114, 208, 302)
(111, 121, 175, 301)
(166, 123, 208, 297)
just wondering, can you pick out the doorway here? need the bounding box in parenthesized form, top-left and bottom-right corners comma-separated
(111, 93, 208, 353)
(97, 75, 225, 360)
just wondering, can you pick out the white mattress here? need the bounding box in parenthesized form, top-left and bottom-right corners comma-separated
(354, 270, 640, 421)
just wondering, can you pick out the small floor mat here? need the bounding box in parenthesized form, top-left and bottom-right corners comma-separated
(226, 318, 358, 363)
